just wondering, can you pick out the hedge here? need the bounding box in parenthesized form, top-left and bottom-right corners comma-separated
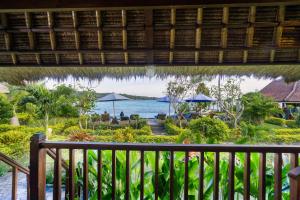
(95, 135, 178, 143)
(164, 122, 184, 135)
(285, 120, 298, 128)
(265, 117, 285, 126)
(269, 134, 300, 144)
(273, 128, 300, 135)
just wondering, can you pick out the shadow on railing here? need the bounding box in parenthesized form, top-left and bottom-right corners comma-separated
(29, 133, 300, 200)
(0, 152, 30, 200)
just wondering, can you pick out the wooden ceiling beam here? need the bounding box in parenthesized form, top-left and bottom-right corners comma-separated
(0, 47, 295, 54)
(72, 11, 82, 65)
(47, 11, 60, 65)
(1, 0, 299, 10)
(275, 5, 285, 47)
(122, 9, 128, 64)
(195, 7, 203, 64)
(169, 8, 176, 64)
(219, 6, 229, 63)
(96, 10, 105, 64)
(25, 12, 40, 65)
(0, 13, 16, 64)
(145, 9, 153, 64)
(243, 6, 256, 63)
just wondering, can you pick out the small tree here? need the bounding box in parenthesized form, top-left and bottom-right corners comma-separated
(193, 82, 211, 113)
(211, 78, 244, 128)
(0, 94, 13, 124)
(53, 85, 79, 117)
(26, 84, 54, 134)
(242, 92, 281, 124)
(76, 87, 96, 129)
(166, 78, 194, 127)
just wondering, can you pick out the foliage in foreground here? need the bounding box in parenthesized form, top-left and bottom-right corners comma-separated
(62, 150, 292, 200)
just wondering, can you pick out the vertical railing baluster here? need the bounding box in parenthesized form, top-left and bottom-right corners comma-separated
(288, 166, 300, 200)
(184, 151, 189, 200)
(228, 152, 235, 200)
(274, 153, 282, 200)
(83, 149, 88, 200)
(140, 150, 144, 200)
(291, 153, 299, 169)
(53, 149, 62, 200)
(259, 152, 266, 200)
(112, 150, 116, 200)
(125, 150, 130, 200)
(155, 151, 159, 200)
(198, 152, 204, 200)
(98, 150, 102, 200)
(213, 152, 219, 200)
(68, 149, 75, 200)
(12, 167, 18, 200)
(290, 153, 299, 200)
(26, 174, 30, 200)
(170, 151, 174, 200)
(244, 152, 250, 200)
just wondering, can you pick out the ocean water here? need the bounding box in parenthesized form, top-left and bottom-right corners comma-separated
(94, 100, 175, 118)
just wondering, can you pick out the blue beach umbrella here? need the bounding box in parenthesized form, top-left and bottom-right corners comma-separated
(185, 93, 216, 103)
(98, 93, 130, 117)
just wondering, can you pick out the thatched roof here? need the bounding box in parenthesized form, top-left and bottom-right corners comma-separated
(0, 0, 299, 66)
(261, 79, 300, 103)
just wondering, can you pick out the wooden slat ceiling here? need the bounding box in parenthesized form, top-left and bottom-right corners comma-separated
(0, 1, 299, 66)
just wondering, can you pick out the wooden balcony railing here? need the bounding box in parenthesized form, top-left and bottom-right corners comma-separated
(29, 133, 300, 200)
(0, 151, 30, 200)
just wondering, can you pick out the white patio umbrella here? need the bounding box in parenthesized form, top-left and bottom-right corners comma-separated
(98, 93, 130, 117)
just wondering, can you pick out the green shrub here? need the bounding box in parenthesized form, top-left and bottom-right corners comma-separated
(17, 112, 34, 125)
(130, 119, 146, 129)
(0, 124, 18, 132)
(63, 126, 82, 135)
(265, 117, 285, 126)
(49, 123, 65, 135)
(133, 125, 152, 135)
(0, 94, 13, 123)
(112, 127, 135, 143)
(269, 134, 300, 144)
(0, 130, 32, 158)
(135, 135, 178, 143)
(286, 120, 298, 128)
(130, 114, 139, 120)
(273, 128, 300, 135)
(177, 129, 203, 144)
(165, 122, 184, 135)
(189, 117, 230, 143)
(94, 129, 116, 136)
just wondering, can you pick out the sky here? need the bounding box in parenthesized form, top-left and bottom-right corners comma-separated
(44, 75, 274, 97)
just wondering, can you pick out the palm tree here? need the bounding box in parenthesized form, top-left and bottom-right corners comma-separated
(26, 84, 54, 135)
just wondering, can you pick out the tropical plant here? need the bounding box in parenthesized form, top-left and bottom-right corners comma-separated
(70, 150, 291, 200)
(25, 84, 55, 134)
(0, 94, 13, 124)
(242, 92, 281, 124)
(7, 86, 28, 125)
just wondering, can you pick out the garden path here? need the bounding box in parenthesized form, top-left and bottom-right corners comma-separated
(0, 172, 62, 200)
(147, 119, 165, 135)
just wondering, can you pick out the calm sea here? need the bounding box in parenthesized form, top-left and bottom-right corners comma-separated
(94, 100, 175, 118)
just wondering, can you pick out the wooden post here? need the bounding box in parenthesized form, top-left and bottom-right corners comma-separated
(289, 166, 300, 200)
(30, 133, 46, 200)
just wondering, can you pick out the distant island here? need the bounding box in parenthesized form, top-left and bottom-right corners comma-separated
(96, 93, 156, 100)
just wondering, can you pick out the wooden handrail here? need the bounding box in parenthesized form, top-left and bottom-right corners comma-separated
(0, 152, 29, 175)
(30, 133, 300, 200)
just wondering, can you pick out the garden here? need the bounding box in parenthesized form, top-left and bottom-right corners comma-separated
(0, 78, 300, 199)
